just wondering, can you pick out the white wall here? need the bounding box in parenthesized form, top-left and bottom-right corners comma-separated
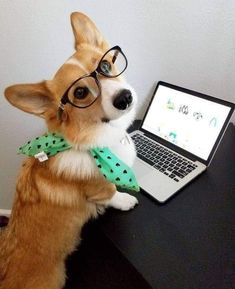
(1, 0, 235, 209)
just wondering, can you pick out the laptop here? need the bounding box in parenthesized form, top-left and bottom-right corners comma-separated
(130, 81, 235, 202)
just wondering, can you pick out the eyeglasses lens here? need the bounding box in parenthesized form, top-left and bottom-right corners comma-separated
(99, 48, 127, 77)
(67, 76, 100, 108)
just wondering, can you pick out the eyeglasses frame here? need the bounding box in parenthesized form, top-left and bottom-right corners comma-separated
(58, 45, 128, 112)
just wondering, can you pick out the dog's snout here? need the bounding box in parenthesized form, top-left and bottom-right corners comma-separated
(113, 89, 133, 110)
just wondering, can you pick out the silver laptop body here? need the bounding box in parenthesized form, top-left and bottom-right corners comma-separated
(131, 81, 234, 202)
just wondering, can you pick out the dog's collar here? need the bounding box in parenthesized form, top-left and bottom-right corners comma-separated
(18, 133, 139, 192)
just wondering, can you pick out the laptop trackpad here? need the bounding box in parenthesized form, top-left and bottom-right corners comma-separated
(132, 158, 176, 203)
(133, 158, 155, 180)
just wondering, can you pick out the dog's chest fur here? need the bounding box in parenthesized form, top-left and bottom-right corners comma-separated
(54, 131, 136, 180)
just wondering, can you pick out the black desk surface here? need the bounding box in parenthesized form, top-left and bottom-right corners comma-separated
(96, 121, 235, 289)
(65, 121, 235, 289)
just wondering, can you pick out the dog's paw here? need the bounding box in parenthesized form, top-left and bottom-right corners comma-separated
(106, 191, 138, 211)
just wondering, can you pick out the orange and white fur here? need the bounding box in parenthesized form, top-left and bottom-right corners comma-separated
(0, 12, 138, 289)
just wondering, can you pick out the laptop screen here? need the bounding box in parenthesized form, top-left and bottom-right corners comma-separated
(142, 83, 232, 161)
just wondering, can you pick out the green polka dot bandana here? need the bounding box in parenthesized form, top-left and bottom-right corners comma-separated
(18, 133, 72, 157)
(18, 134, 140, 192)
(90, 148, 140, 192)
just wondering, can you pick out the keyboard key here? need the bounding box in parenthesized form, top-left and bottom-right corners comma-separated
(178, 169, 187, 176)
(137, 154, 155, 166)
(187, 164, 195, 170)
(172, 170, 184, 178)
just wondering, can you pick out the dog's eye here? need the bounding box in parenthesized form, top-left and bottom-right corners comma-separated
(100, 60, 112, 74)
(74, 87, 89, 99)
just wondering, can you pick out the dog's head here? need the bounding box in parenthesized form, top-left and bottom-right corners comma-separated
(5, 12, 137, 148)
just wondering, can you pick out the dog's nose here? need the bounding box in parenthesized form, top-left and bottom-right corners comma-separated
(113, 89, 133, 110)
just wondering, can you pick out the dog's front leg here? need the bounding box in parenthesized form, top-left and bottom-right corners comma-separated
(104, 191, 138, 211)
(86, 181, 138, 211)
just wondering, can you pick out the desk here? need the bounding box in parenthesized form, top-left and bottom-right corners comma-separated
(65, 121, 235, 289)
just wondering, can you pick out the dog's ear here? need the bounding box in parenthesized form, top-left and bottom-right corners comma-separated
(70, 12, 109, 50)
(4, 81, 55, 117)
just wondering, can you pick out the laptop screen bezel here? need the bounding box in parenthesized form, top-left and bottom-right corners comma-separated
(140, 81, 235, 166)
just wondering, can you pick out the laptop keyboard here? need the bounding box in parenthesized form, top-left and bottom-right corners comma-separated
(132, 133, 198, 182)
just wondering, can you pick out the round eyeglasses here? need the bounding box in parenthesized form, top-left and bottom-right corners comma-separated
(58, 46, 128, 114)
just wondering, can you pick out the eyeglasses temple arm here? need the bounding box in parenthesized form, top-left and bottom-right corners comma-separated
(57, 101, 66, 120)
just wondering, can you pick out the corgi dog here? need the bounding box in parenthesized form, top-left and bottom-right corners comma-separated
(0, 12, 138, 289)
